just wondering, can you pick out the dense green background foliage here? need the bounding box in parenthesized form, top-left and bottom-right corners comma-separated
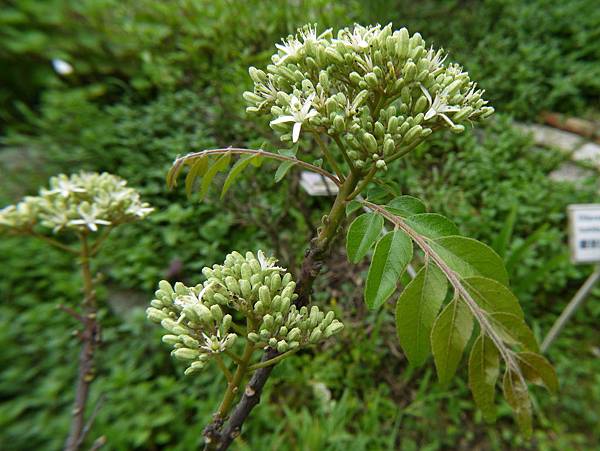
(1, 0, 599, 449)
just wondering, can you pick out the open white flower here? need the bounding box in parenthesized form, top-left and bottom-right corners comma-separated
(269, 93, 318, 143)
(46, 177, 86, 198)
(69, 203, 111, 232)
(420, 84, 461, 127)
(257, 250, 286, 272)
(275, 37, 304, 65)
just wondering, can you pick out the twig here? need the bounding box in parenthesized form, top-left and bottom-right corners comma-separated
(64, 235, 101, 451)
(58, 304, 85, 323)
(76, 394, 106, 450)
(88, 436, 107, 451)
(247, 348, 301, 371)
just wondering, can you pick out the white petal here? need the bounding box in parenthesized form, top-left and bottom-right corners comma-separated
(270, 115, 295, 125)
(292, 122, 302, 143)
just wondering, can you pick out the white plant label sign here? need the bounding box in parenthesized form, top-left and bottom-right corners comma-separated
(568, 204, 600, 263)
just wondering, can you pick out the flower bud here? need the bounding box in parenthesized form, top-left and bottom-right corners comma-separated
(239, 279, 252, 298)
(173, 348, 200, 361)
(277, 340, 289, 353)
(146, 307, 168, 323)
(324, 320, 344, 337)
(362, 133, 378, 153)
(181, 335, 200, 348)
(210, 304, 223, 323)
(309, 328, 322, 343)
(248, 332, 260, 343)
(162, 334, 180, 345)
(259, 285, 271, 306)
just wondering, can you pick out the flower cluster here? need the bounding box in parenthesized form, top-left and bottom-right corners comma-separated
(244, 24, 494, 171)
(0, 172, 153, 235)
(147, 251, 344, 375)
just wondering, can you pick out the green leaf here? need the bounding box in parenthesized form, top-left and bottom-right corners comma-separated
(468, 334, 500, 423)
(185, 156, 209, 197)
(274, 160, 296, 183)
(505, 223, 549, 273)
(431, 236, 509, 286)
(365, 230, 413, 309)
(166, 160, 184, 188)
(346, 213, 384, 263)
(489, 312, 539, 352)
(463, 276, 524, 318)
(517, 352, 558, 393)
(503, 369, 532, 438)
(221, 154, 260, 198)
(396, 264, 447, 366)
(346, 200, 362, 216)
(386, 195, 426, 217)
(431, 298, 474, 385)
(405, 213, 459, 239)
(199, 153, 231, 199)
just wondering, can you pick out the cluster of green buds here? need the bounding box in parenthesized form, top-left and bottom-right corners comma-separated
(0, 172, 153, 235)
(244, 23, 493, 171)
(147, 251, 344, 375)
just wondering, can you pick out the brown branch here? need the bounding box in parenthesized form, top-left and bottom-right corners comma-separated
(64, 235, 102, 451)
(202, 170, 361, 450)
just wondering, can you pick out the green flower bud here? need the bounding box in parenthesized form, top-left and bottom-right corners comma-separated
(333, 115, 345, 132)
(404, 125, 422, 143)
(287, 327, 301, 341)
(213, 293, 229, 304)
(309, 328, 322, 343)
(241, 263, 252, 280)
(181, 335, 200, 348)
(259, 285, 271, 306)
(150, 299, 163, 309)
(224, 333, 237, 348)
(222, 314, 232, 333)
(396, 27, 410, 59)
(383, 138, 395, 155)
(277, 340, 289, 353)
(413, 95, 429, 114)
(248, 332, 260, 343)
(162, 334, 180, 345)
(192, 303, 213, 323)
(248, 66, 266, 84)
(269, 337, 278, 348)
(225, 276, 240, 295)
(365, 72, 378, 88)
(362, 133, 378, 153)
(174, 282, 188, 296)
(173, 348, 200, 361)
(239, 279, 252, 298)
(289, 341, 300, 349)
(262, 314, 274, 331)
(374, 121, 385, 139)
(159, 280, 174, 295)
(146, 307, 168, 323)
(324, 320, 344, 337)
(349, 71, 362, 85)
(403, 61, 417, 81)
(210, 304, 223, 323)
(254, 300, 265, 315)
(259, 328, 271, 340)
(161, 318, 188, 335)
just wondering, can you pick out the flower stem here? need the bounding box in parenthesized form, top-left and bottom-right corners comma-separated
(64, 234, 101, 451)
(248, 348, 301, 371)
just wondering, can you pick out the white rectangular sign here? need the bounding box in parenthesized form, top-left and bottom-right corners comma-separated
(568, 204, 600, 263)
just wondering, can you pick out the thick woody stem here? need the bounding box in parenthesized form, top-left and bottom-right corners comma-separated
(202, 170, 360, 450)
(64, 234, 101, 451)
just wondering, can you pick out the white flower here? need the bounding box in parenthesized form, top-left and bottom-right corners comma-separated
(420, 84, 461, 127)
(200, 330, 233, 353)
(270, 93, 318, 142)
(275, 38, 304, 65)
(46, 177, 86, 198)
(126, 203, 154, 218)
(69, 204, 111, 232)
(52, 59, 74, 75)
(257, 250, 286, 272)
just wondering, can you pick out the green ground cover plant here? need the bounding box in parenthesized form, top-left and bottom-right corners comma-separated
(1, 1, 599, 450)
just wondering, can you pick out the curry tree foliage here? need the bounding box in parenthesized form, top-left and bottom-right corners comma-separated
(159, 23, 556, 445)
